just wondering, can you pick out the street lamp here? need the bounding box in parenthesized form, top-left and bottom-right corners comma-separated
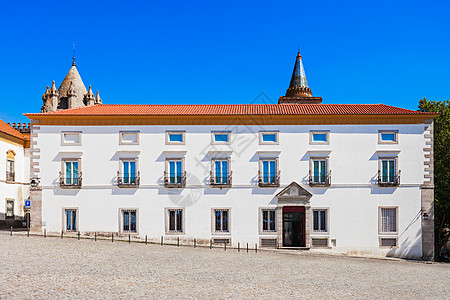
(30, 177, 40, 189)
(423, 212, 429, 220)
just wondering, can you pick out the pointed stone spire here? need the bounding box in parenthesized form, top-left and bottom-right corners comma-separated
(42, 85, 50, 100)
(286, 51, 312, 97)
(50, 80, 58, 94)
(49, 80, 59, 110)
(85, 85, 95, 106)
(58, 62, 87, 109)
(95, 90, 102, 105)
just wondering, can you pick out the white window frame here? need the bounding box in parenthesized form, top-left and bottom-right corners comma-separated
(309, 130, 330, 145)
(119, 131, 140, 145)
(378, 206, 398, 234)
(165, 131, 186, 145)
(61, 158, 81, 185)
(211, 131, 231, 145)
(166, 208, 185, 234)
(165, 157, 185, 184)
(378, 130, 398, 144)
(211, 157, 231, 184)
(212, 208, 231, 235)
(379, 157, 398, 184)
(259, 158, 279, 184)
(312, 208, 329, 234)
(310, 157, 329, 184)
(119, 208, 139, 234)
(61, 131, 82, 146)
(119, 158, 139, 183)
(260, 208, 277, 234)
(259, 131, 279, 145)
(62, 207, 79, 232)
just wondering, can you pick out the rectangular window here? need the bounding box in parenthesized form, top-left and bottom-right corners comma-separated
(6, 160, 14, 182)
(168, 159, 183, 184)
(64, 161, 80, 185)
(65, 209, 77, 232)
(259, 131, 279, 144)
(310, 131, 330, 145)
(312, 159, 327, 184)
(213, 159, 229, 184)
(122, 210, 137, 233)
(212, 131, 230, 144)
(121, 160, 137, 184)
(166, 131, 185, 145)
(6, 200, 14, 218)
(381, 159, 396, 183)
(168, 209, 183, 232)
(120, 132, 139, 145)
(380, 207, 397, 233)
(214, 209, 229, 233)
(62, 132, 81, 145)
(262, 209, 276, 232)
(379, 130, 398, 144)
(313, 209, 328, 232)
(261, 159, 277, 183)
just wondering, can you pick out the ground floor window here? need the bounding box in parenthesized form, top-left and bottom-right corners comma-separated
(214, 209, 229, 233)
(313, 209, 328, 232)
(65, 209, 77, 232)
(379, 207, 397, 233)
(122, 210, 137, 233)
(262, 209, 276, 232)
(168, 209, 183, 232)
(6, 199, 14, 218)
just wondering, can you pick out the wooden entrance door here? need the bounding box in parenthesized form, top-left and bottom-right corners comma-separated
(282, 206, 305, 247)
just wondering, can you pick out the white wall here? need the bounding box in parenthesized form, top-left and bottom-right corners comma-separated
(35, 123, 427, 258)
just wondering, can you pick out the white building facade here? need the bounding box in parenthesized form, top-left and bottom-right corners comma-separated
(25, 53, 437, 260)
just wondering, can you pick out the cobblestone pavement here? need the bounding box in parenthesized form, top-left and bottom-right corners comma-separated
(0, 234, 448, 299)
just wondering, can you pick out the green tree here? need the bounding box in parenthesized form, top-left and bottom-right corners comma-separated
(418, 98, 450, 258)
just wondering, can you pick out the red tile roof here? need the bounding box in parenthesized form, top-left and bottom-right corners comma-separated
(25, 104, 436, 117)
(0, 119, 25, 140)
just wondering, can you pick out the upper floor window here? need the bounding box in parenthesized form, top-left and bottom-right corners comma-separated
(211, 131, 231, 144)
(262, 209, 276, 232)
(313, 209, 328, 232)
(258, 158, 280, 187)
(6, 159, 15, 183)
(120, 131, 139, 145)
(166, 131, 185, 145)
(61, 132, 81, 146)
(164, 158, 185, 187)
(378, 158, 400, 186)
(118, 159, 139, 186)
(211, 159, 231, 186)
(214, 209, 230, 233)
(379, 207, 397, 233)
(309, 158, 330, 186)
(259, 131, 279, 145)
(309, 131, 330, 145)
(60, 159, 81, 187)
(378, 130, 398, 144)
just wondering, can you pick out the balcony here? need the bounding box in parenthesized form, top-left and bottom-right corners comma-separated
(6, 172, 15, 182)
(309, 170, 331, 187)
(377, 170, 401, 187)
(210, 171, 232, 188)
(258, 170, 280, 187)
(59, 172, 82, 188)
(164, 171, 186, 188)
(117, 172, 140, 188)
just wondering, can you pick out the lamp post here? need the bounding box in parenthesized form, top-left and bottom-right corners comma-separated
(30, 177, 40, 189)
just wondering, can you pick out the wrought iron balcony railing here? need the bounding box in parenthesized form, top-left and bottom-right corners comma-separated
(258, 170, 280, 187)
(308, 170, 331, 186)
(164, 171, 186, 188)
(377, 170, 401, 186)
(59, 172, 82, 188)
(210, 171, 232, 187)
(6, 171, 15, 182)
(117, 171, 140, 187)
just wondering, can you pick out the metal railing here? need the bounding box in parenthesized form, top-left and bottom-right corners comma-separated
(164, 171, 186, 188)
(210, 171, 232, 187)
(308, 170, 331, 186)
(258, 170, 280, 187)
(117, 171, 140, 187)
(59, 172, 82, 188)
(377, 170, 401, 186)
(6, 172, 15, 182)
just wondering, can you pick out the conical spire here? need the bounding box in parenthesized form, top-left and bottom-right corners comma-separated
(50, 80, 58, 94)
(285, 51, 312, 97)
(95, 90, 102, 104)
(57, 62, 88, 109)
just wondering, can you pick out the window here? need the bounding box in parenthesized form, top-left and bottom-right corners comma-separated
(380, 158, 396, 184)
(313, 209, 328, 232)
(262, 209, 276, 232)
(64, 160, 80, 185)
(61, 132, 81, 145)
(260, 159, 278, 184)
(122, 209, 137, 233)
(379, 130, 398, 144)
(120, 159, 137, 184)
(214, 209, 229, 233)
(120, 131, 139, 145)
(259, 131, 279, 145)
(379, 207, 397, 233)
(212, 131, 230, 144)
(6, 199, 14, 218)
(211, 159, 230, 185)
(168, 209, 183, 233)
(310, 158, 328, 185)
(166, 159, 184, 184)
(65, 209, 77, 232)
(310, 131, 330, 145)
(6, 159, 14, 182)
(166, 131, 185, 145)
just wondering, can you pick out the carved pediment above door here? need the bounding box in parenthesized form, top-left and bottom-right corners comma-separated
(276, 181, 312, 205)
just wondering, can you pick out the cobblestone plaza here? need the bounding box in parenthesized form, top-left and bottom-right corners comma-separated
(0, 234, 448, 299)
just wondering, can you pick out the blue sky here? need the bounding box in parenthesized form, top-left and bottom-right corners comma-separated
(0, 0, 449, 123)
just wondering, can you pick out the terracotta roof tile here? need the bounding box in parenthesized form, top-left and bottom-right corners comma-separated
(0, 119, 25, 140)
(25, 103, 436, 117)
